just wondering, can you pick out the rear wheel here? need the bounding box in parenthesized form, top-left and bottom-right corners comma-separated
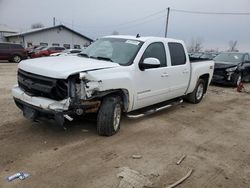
(186, 79, 205, 104)
(12, 55, 22, 63)
(97, 96, 122, 136)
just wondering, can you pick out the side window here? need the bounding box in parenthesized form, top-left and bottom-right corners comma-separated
(141, 42, 166, 67)
(0, 44, 8, 50)
(11, 44, 23, 49)
(244, 54, 250, 62)
(168, 43, 186, 66)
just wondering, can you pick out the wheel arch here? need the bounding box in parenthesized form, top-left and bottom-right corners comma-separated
(93, 89, 130, 112)
(199, 74, 210, 94)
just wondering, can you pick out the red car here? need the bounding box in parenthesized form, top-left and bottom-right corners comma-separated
(31, 46, 65, 58)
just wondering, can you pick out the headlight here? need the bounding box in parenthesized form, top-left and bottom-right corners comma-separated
(226, 66, 237, 72)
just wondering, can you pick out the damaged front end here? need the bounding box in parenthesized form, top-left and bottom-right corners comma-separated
(13, 69, 103, 127)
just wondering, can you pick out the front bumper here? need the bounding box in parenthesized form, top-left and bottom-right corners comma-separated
(12, 85, 101, 125)
(212, 74, 234, 86)
(12, 85, 71, 125)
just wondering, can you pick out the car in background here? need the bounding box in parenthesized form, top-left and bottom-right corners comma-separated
(31, 46, 65, 58)
(189, 52, 203, 59)
(0, 43, 28, 63)
(200, 52, 218, 60)
(26, 46, 45, 58)
(50, 49, 82, 57)
(212, 52, 250, 86)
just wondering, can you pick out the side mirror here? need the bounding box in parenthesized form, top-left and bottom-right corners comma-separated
(139, 58, 161, 70)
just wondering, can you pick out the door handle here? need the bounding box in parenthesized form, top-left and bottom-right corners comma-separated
(161, 73, 169, 77)
(182, 69, 189, 74)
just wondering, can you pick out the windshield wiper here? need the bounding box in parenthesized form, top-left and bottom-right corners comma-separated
(78, 53, 89, 58)
(90, 56, 113, 62)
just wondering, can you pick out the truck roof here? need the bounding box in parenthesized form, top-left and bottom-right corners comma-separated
(103, 35, 184, 43)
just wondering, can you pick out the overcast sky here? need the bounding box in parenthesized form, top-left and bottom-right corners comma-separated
(0, 0, 249, 51)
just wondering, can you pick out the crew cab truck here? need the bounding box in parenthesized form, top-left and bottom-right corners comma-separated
(12, 36, 214, 136)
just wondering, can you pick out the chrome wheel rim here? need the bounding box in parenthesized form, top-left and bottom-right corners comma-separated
(13, 56, 21, 63)
(196, 83, 204, 100)
(237, 75, 242, 86)
(113, 104, 121, 131)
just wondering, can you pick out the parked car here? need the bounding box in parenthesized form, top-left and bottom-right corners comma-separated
(212, 52, 250, 86)
(26, 46, 44, 58)
(0, 43, 28, 63)
(50, 49, 82, 56)
(31, 46, 65, 58)
(12, 35, 214, 136)
(189, 52, 203, 58)
(200, 52, 218, 60)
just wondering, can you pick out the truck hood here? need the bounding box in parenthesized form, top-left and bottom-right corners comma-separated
(18, 56, 120, 79)
(214, 61, 239, 69)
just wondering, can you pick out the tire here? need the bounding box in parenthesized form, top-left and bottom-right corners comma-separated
(232, 73, 242, 87)
(186, 79, 205, 104)
(12, 55, 22, 63)
(97, 96, 122, 136)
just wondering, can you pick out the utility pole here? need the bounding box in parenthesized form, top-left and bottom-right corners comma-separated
(53, 17, 56, 26)
(165, 7, 170, 38)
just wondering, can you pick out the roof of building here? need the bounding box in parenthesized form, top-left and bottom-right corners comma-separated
(0, 24, 18, 33)
(5, 24, 93, 42)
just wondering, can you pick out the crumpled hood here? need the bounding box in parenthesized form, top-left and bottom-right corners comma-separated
(18, 56, 120, 79)
(214, 61, 239, 69)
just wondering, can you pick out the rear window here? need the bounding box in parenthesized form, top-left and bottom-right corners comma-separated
(168, 42, 186, 66)
(0, 43, 9, 49)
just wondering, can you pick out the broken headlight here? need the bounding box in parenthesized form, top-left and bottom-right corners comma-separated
(226, 66, 237, 72)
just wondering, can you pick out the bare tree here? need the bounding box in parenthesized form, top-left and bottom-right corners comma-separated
(228, 40, 238, 52)
(31, 23, 44, 29)
(188, 37, 203, 52)
(111, 30, 119, 35)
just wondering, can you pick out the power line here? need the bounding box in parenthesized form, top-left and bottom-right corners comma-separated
(55, 9, 166, 30)
(172, 9, 250, 15)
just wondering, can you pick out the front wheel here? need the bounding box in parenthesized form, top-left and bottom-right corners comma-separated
(97, 96, 122, 136)
(232, 73, 242, 87)
(186, 79, 205, 104)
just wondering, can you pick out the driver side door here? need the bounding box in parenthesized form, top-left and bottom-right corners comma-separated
(133, 42, 172, 110)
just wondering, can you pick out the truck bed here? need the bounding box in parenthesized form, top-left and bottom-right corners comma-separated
(189, 57, 213, 63)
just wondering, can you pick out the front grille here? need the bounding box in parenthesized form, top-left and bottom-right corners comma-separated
(18, 69, 68, 100)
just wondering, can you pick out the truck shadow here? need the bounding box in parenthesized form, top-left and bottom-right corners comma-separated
(29, 114, 98, 136)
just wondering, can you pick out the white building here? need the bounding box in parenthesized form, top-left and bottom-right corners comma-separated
(5, 25, 93, 49)
(0, 24, 18, 42)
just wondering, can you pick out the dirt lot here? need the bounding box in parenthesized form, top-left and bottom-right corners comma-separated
(0, 62, 250, 188)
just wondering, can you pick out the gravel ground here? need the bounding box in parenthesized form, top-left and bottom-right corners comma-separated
(0, 62, 250, 188)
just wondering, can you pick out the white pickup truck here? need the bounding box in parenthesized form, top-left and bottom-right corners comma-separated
(12, 36, 214, 136)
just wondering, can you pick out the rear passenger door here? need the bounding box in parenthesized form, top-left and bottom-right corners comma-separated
(166, 42, 190, 98)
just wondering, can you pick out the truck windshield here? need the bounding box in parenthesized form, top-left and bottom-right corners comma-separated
(214, 53, 244, 64)
(79, 38, 143, 65)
